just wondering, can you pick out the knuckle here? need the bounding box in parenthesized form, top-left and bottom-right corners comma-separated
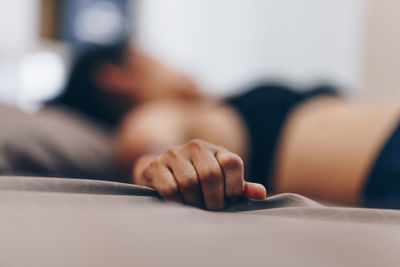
(185, 139, 204, 151)
(143, 158, 161, 180)
(142, 167, 154, 183)
(148, 158, 161, 169)
(219, 153, 243, 170)
(165, 147, 180, 159)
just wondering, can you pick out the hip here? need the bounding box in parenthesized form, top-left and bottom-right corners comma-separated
(273, 97, 400, 205)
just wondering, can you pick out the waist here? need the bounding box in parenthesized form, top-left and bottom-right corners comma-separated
(273, 97, 400, 204)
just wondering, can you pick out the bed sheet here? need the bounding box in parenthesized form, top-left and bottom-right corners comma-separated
(1, 176, 399, 267)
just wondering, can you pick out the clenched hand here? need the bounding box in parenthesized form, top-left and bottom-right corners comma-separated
(133, 139, 267, 210)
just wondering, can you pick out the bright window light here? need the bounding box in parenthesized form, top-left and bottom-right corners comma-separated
(18, 51, 65, 111)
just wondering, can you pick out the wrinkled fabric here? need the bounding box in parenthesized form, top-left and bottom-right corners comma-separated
(0, 104, 117, 180)
(0, 176, 399, 267)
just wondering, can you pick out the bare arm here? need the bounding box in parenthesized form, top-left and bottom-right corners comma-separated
(116, 100, 188, 176)
(115, 100, 266, 210)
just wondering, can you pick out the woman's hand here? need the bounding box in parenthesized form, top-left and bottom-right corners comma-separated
(132, 139, 267, 210)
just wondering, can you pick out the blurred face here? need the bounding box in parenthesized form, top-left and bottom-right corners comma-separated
(95, 46, 203, 106)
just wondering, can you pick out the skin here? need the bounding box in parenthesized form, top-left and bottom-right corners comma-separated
(132, 139, 266, 210)
(95, 47, 202, 102)
(97, 47, 267, 210)
(116, 100, 266, 210)
(119, 96, 400, 208)
(274, 96, 400, 205)
(97, 46, 400, 209)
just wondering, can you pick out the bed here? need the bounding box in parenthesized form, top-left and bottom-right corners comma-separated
(1, 104, 400, 266)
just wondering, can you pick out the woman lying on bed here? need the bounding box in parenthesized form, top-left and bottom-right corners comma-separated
(53, 41, 400, 210)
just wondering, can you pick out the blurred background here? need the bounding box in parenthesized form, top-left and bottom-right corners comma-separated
(0, 0, 398, 111)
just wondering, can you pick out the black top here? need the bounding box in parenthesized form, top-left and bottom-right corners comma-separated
(226, 83, 337, 187)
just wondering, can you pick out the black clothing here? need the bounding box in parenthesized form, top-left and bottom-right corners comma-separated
(363, 121, 400, 209)
(227, 83, 337, 187)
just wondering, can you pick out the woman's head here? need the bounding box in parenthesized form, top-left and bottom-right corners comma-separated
(52, 40, 201, 127)
(52, 40, 131, 127)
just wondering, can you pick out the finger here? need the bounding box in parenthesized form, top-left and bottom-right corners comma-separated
(142, 160, 182, 202)
(216, 152, 244, 200)
(243, 182, 267, 200)
(165, 156, 203, 207)
(190, 147, 225, 210)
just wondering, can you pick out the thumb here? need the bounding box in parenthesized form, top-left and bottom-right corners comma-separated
(243, 182, 267, 199)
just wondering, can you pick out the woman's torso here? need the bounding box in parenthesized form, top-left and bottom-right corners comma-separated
(273, 96, 400, 205)
(127, 85, 400, 206)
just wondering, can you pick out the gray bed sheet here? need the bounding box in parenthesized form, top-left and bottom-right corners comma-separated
(1, 176, 400, 267)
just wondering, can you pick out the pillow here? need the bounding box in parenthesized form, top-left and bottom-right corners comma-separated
(0, 104, 118, 181)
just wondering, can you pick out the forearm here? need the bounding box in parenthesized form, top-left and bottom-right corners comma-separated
(115, 101, 191, 180)
(114, 100, 266, 209)
(115, 99, 248, 183)
(128, 138, 267, 209)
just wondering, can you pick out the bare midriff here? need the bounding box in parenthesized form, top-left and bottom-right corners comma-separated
(273, 96, 400, 205)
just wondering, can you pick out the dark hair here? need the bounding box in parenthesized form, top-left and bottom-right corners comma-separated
(51, 40, 129, 127)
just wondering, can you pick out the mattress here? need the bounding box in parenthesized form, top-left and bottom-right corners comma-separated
(1, 176, 400, 267)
